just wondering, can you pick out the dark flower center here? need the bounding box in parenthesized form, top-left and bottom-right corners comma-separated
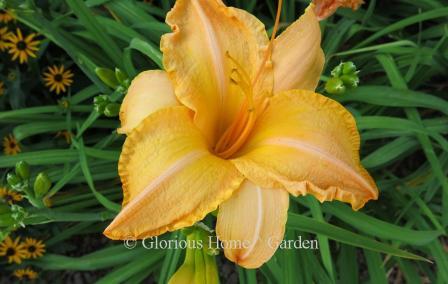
(16, 41, 27, 50)
(6, 247, 15, 256)
(28, 246, 36, 253)
(54, 74, 63, 82)
(10, 141, 16, 148)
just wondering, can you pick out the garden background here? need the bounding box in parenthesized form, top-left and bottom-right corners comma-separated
(0, 0, 447, 283)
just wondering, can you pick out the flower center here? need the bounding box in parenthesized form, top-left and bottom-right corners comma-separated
(16, 41, 27, 50)
(214, 54, 261, 159)
(214, 0, 283, 159)
(54, 74, 63, 82)
(28, 245, 36, 253)
(6, 247, 15, 256)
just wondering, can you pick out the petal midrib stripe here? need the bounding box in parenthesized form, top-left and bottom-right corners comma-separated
(192, 0, 226, 106)
(116, 150, 207, 223)
(240, 185, 263, 260)
(263, 137, 375, 194)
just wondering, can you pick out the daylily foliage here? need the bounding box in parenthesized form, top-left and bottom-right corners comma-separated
(104, 0, 377, 269)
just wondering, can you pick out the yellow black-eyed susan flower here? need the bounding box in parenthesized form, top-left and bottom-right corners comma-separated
(3, 134, 21, 155)
(0, 236, 28, 264)
(43, 65, 74, 94)
(0, 9, 14, 24)
(22, 238, 46, 259)
(0, 27, 12, 52)
(5, 28, 40, 64)
(0, 187, 23, 204)
(13, 268, 38, 280)
(0, 80, 4, 96)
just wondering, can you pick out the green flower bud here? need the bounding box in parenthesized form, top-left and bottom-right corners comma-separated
(115, 68, 128, 86)
(34, 172, 52, 198)
(169, 230, 219, 284)
(330, 64, 343, 77)
(95, 67, 119, 89)
(10, 205, 27, 228)
(93, 95, 110, 114)
(93, 94, 110, 104)
(340, 74, 359, 88)
(104, 103, 121, 117)
(15, 161, 30, 180)
(6, 173, 21, 187)
(342, 61, 357, 75)
(325, 77, 346, 95)
(116, 85, 125, 93)
(58, 98, 70, 110)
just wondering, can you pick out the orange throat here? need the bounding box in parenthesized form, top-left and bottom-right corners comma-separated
(214, 0, 283, 159)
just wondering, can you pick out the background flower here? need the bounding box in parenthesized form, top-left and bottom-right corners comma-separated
(0, 0, 446, 283)
(0, 237, 27, 264)
(42, 65, 74, 95)
(5, 28, 40, 64)
(2, 135, 21, 155)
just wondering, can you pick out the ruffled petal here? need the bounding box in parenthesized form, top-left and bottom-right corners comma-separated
(118, 70, 178, 134)
(272, 4, 324, 93)
(161, 0, 272, 144)
(232, 90, 378, 210)
(313, 0, 364, 20)
(216, 180, 289, 268)
(104, 107, 243, 239)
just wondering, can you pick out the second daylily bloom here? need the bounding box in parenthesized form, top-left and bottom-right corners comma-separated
(105, 0, 377, 268)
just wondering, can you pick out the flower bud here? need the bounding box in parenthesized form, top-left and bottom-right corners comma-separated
(6, 173, 21, 187)
(93, 95, 110, 113)
(340, 74, 359, 88)
(58, 98, 70, 110)
(34, 172, 52, 198)
(104, 103, 121, 117)
(169, 230, 219, 284)
(95, 67, 119, 89)
(325, 77, 346, 95)
(342, 61, 357, 75)
(115, 68, 128, 86)
(15, 161, 30, 180)
(330, 64, 343, 77)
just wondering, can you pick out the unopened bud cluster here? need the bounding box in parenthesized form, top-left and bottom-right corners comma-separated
(93, 67, 129, 117)
(6, 161, 52, 208)
(325, 62, 360, 95)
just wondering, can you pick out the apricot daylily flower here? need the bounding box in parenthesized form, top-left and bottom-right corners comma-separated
(105, 0, 377, 268)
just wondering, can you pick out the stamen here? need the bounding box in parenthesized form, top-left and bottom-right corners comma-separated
(251, 0, 283, 88)
(215, 1, 283, 158)
(214, 53, 255, 154)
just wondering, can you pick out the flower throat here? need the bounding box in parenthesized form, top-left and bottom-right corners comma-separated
(214, 0, 283, 159)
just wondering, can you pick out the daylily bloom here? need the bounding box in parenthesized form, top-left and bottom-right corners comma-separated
(104, 0, 378, 269)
